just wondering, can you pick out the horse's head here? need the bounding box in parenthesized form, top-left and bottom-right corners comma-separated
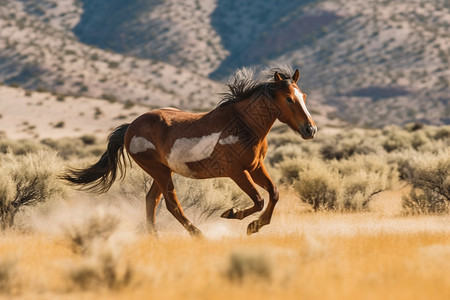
(272, 69, 317, 139)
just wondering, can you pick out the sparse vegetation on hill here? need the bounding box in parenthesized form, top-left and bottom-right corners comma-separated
(0, 1, 221, 109)
(1, 0, 448, 126)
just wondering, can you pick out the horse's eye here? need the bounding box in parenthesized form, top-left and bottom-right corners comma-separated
(286, 97, 294, 103)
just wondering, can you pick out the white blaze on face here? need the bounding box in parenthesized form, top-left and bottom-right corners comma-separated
(129, 136, 156, 154)
(294, 88, 312, 120)
(219, 135, 239, 145)
(167, 132, 221, 177)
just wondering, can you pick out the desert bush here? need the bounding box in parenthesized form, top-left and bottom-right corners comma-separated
(267, 142, 319, 166)
(225, 249, 272, 283)
(334, 155, 397, 210)
(0, 259, 18, 295)
(40, 137, 104, 159)
(293, 155, 397, 212)
(432, 126, 450, 140)
(277, 158, 305, 184)
(68, 250, 134, 291)
(0, 139, 44, 155)
(320, 130, 383, 160)
(402, 149, 450, 214)
(80, 135, 97, 145)
(0, 151, 65, 229)
(64, 209, 135, 291)
(54, 121, 65, 128)
(381, 125, 428, 152)
(294, 159, 340, 211)
(65, 213, 120, 255)
(267, 130, 303, 147)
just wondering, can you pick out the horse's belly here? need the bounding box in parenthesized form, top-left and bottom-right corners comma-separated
(166, 132, 222, 178)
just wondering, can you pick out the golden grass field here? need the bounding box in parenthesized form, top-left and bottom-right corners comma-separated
(1, 188, 449, 300)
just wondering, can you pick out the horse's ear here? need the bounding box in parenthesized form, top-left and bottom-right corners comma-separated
(274, 71, 283, 83)
(292, 69, 300, 83)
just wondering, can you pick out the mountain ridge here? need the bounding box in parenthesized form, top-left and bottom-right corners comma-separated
(1, 0, 449, 127)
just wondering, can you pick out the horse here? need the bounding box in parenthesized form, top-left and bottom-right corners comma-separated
(62, 66, 317, 237)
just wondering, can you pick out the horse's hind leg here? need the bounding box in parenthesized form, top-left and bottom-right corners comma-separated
(155, 171, 203, 237)
(221, 170, 264, 220)
(246, 165, 279, 235)
(146, 181, 162, 235)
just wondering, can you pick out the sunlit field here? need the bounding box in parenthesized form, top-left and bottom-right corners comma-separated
(1, 194, 450, 300)
(1, 125, 449, 299)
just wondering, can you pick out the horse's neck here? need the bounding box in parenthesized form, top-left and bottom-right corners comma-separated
(234, 98, 278, 139)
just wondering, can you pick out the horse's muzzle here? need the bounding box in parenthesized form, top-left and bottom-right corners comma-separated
(299, 123, 317, 140)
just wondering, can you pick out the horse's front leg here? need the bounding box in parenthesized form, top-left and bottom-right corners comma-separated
(246, 165, 279, 235)
(221, 170, 264, 220)
(153, 167, 203, 238)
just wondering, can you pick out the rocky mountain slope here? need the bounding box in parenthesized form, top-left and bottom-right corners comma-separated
(0, 0, 222, 110)
(1, 0, 449, 126)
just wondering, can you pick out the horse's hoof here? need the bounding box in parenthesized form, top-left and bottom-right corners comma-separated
(221, 208, 238, 219)
(189, 227, 204, 239)
(247, 220, 260, 235)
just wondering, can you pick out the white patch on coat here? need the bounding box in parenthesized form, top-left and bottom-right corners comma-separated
(129, 136, 156, 154)
(167, 132, 221, 176)
(294, 88, 312, 119)
(219, 135, 239, 145)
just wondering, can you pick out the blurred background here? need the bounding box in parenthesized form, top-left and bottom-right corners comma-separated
(0, 0, 449, 138)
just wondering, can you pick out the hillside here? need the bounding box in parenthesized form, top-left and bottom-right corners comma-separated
(0, 0, 449, 126)
(211, 0, 450, 126)
(0, 85, 148, 140)
(274, 0, 450, 126)
(0, 0, 222, 110)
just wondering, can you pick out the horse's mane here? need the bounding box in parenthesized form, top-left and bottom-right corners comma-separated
(218, 65, 295, 107)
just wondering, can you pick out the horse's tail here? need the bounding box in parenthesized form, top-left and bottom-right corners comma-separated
(62, 123, 130, 193)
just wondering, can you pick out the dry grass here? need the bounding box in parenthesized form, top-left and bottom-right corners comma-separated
(0, 125, 449, 299)
(0, 189, 449, 300)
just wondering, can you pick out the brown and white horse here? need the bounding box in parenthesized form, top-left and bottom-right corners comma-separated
(63, 66, 317, 236)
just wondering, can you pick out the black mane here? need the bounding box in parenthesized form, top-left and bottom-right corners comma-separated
(218, 65, 295, 107)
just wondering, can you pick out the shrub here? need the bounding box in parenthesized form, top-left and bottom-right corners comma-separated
(278, 158, 303, 184)
(381, 125, 428, 152)
(107, 61, 120, 69)
(0, 259, 18, 294)
(54, 121, 65, 128)
(80, 135, 97, 146)
(320, 130, 382, 160)
(0, 151, 65, 229)
(40, 137, 105, 159)
(433, 127, 450, 140)
(225, 249, 272, 283)
(293, 155, 397, 212)
(294, 160, 340, 211)
(123, 101, 135, 110)
(101, 94, 118, 103)
(402, 149, 450, 214)
(267, 143, 309, 166)
(65, 213, 120, 255)
(0, 139, 44, 155)
(68, 250, 134, 291)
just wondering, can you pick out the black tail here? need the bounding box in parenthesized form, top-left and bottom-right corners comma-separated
(62, 124, 130, 193)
